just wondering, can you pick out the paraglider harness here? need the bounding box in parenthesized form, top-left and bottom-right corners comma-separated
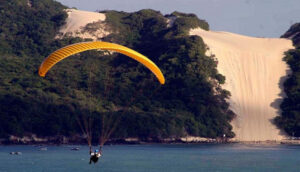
(89, 146, 102, 164)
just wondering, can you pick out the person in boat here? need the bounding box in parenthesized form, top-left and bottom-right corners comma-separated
(89, 146, 102, 164)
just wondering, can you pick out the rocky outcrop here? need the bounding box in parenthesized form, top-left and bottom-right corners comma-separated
(1, 134, 85, 145)
(1, 135, 227, 145)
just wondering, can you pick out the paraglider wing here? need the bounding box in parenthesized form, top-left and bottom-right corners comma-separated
(38, 41, 165, 84)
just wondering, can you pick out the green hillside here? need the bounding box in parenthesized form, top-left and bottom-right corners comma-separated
(0, 0, 235, 143)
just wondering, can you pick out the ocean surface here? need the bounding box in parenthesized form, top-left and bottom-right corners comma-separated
(0, 144, 300, 172)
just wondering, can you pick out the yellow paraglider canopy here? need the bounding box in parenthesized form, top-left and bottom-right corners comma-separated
(38, 41, 165, 84)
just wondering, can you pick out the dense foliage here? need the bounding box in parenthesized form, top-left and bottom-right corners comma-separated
(0, 0, 235, 142)
(0, 0, 67, 56)
(275, 23, 300, 137)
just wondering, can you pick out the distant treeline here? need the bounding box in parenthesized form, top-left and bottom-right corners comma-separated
(276, 23, 300, 137)
(0, 0, 235, 141)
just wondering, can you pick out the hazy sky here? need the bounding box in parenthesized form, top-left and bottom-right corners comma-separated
(56, 0, 300, 38)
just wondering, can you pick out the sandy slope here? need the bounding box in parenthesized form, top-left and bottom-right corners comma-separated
(190, 28, 294, 141)
(57, 9, 109, 40)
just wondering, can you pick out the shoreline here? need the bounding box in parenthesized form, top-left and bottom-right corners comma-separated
(1, 135, 300, 145)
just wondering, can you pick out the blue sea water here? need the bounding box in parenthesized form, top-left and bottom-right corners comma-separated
(0, 144, 300, 172)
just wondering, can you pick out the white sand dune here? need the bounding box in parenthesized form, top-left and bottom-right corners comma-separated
(190, 28, 294, 141)
(57, 9, 109, 40)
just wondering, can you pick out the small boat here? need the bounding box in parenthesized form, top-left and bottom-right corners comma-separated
(38, 147, 47, 151)
(71, 147, 80, 151)
(10, 152, 22, 155)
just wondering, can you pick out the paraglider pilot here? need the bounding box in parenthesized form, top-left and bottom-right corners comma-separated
(89, 146, 102, 164)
